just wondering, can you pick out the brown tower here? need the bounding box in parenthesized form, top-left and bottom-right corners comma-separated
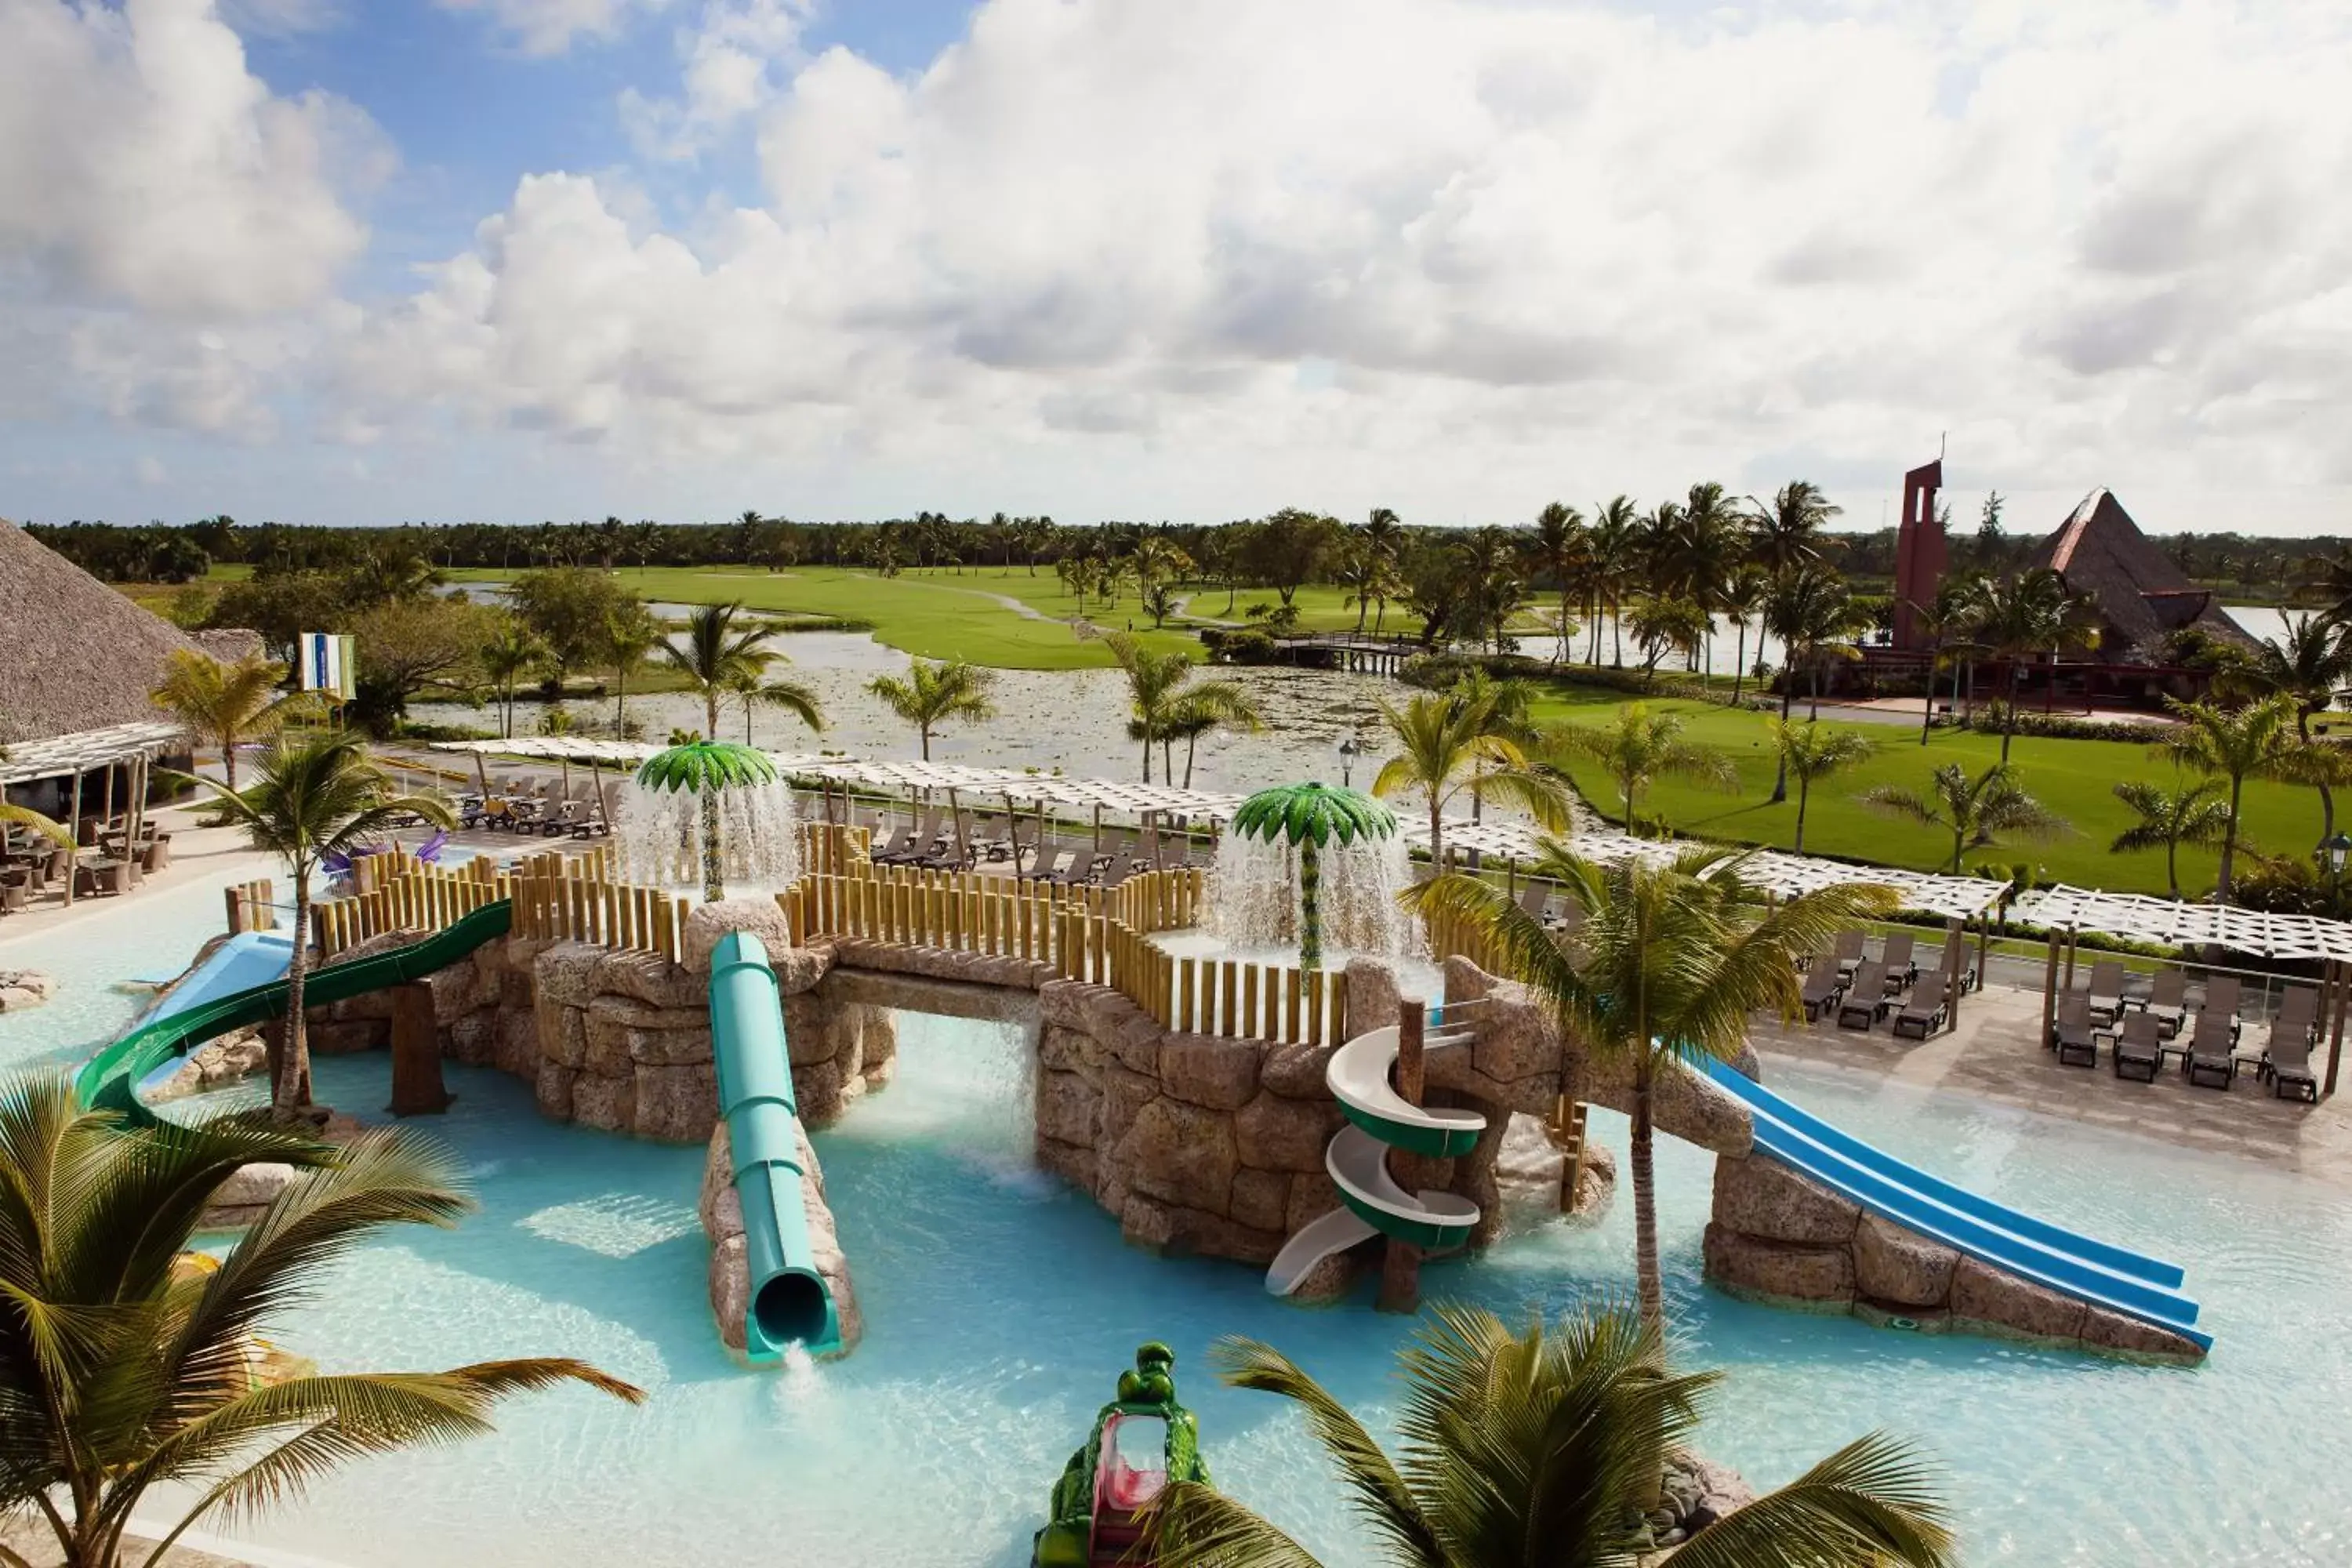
(1891, 459, 1944, 650)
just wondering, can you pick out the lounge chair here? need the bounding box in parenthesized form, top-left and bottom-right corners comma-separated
(866, 824, 918, 866)
(1801, 964, 1846, 1023)
(1891, 982, 1947, 1040)
(1880, 932, 1919, 993)
(2268, 1022, 2321, 1103)
(2053, 996, 2100, 1068)
(1518, 882, 1550, 922)
(2145, 969, 2187, 1040)
(2185, 1011, 2238, 1089)
(2200, 975, 2245, 1043)
(2085, 960, 2126, 1028)
(1838, 963, 1889, 1029)
(1830, 930, 1865, 978)
(2113, 1012, 2163, 1083)
(2256, 986, 2321, 1084)
(1022, 840, 1072, 884)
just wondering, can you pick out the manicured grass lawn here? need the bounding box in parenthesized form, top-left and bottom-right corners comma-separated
(448, 565, 1202, 670)
(1531, 690, 2325, 898)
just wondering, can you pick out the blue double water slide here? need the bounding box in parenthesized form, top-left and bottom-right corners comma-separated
(1704, 1059, 2209, 1349)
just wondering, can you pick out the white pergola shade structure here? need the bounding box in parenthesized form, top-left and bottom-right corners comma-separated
(430, 738, 665, 766)
(791, 758, 1246, 822)
(2015, 884, 2352, 962)
(0, 721, 188, 786)
(1399, 815, 2008, 920)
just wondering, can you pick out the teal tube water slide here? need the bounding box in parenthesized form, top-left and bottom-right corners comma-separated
(1703, 1058, 2209, 1350)
(707, 930, 840, 1361)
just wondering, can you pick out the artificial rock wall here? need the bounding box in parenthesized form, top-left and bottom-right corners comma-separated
(1702, 1155, 2205, 1361)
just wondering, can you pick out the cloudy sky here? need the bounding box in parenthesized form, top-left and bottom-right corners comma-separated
(3, 0, 2347, 535)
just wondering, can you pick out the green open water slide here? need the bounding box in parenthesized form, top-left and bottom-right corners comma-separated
(707, 929, 841, 1360)
(76, 901, 515, 1123)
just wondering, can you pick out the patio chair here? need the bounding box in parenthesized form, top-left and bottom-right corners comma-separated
(1838, 963, 1889, 1030)
(1891, 981, 1947, 1040)
(2253, 986, 2321, 1083)
(2085, 960, 2126, 1028)
(2145, 969, 2187, 1040)
(72, 858, 133, 898)
(2053, 996, 2100, 1068)
(2200, 975, 2245, 1043)
(2268, 1022, 2321, 1103)
(1518, 882, 1550, 922)
(1022, 840, 1071, 884)
(1831, 930, 1866, 978)
(866, 823, 918, 866)
(2112, 1011, 2164, 1083)
(1880, 932, 1919, 992)
(1801, 963, 1846, 1023)
(2185, 1010, 2238, 1090)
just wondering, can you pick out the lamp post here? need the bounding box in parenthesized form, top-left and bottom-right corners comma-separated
(1337, 735, 1361, 789)
(2325, 832, 2350, 914)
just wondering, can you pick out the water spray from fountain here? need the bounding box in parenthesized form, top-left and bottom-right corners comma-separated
(1209, 782, 1419, 966)
(618, 741, 801, 901)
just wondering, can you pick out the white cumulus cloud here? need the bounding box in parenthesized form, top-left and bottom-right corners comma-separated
(436, 0, 672, 56)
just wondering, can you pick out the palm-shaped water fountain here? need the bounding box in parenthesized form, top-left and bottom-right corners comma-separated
(620, 740, 800, 902)
(1220, 782, 1413, 969)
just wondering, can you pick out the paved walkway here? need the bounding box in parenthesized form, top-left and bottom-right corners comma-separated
(1751, 982, 2352, 1183)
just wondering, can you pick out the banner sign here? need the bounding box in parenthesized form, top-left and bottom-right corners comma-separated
(299, 632, 357, 700)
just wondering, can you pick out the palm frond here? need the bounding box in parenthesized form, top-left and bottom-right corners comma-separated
(1147, 1482, 1328, 1568)
(1664, 1431, 1956, 1568)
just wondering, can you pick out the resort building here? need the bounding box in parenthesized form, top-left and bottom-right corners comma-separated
(0, 517, 254, 856)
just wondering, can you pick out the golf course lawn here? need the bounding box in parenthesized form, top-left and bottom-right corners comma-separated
(448, 565, 1203, 669)
(1534, 689, 2325, 897)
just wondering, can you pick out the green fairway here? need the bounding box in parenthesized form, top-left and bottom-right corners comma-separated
(1532, 691, 2326, 898)
(448, 565, 1202, 670)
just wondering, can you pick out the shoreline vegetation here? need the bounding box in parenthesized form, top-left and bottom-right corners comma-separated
(68, 499, 2352, 903)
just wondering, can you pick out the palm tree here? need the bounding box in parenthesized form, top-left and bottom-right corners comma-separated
(1863, 763, 2070, 875)
(1589, 495, 1641, 666)
(174, 733, 453, 1116)
(2111, 779, 2230, 899)
(1745, 479, 1842, 574)
(1904, 575, 1987, 746)
(660, 602, 785, 740)
(477, 619, 544, 740)
(1550, 704, 1736, 834)
(2153, 692, 2303, 903)
(604, 605, 664, 739)
(1760, 564, 1862, 799)
(0, 1073, 644, 1568)
(149, 650, 314, 791)
(721, 666, 826, 746)
(1721, 565, 1766, 704)
(1336, 537, 1385, 635)
(1091, 630, 1200, 782)
(866, 657, 996, 761)
(1958, 568, 2100, 763)
(1168, 683, 1266, 788)
(2220, 613, 2352, 843)
(1370, 692, 1571, 866)
(1150, 1302, 1954, 1568)
(1772, 720, 1875, 853)
(1410, 845, 1896, 1327)
(1528, 501, 1587, 665)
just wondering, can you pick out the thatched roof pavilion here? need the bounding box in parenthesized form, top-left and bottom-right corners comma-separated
(0, 518, 258, 748)
(2024, 488, 2256, 664)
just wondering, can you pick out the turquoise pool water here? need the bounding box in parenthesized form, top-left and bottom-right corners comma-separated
(5, 875, 2348, 1566)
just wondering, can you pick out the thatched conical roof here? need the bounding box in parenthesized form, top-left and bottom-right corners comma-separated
(2025, 488, 2253, 663)
(0, 518, 223, 746)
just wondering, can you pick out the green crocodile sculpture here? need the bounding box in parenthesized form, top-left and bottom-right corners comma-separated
(1032, 1343, 1210, 1568)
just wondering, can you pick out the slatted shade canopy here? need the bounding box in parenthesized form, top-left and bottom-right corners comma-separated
(0, 721, 188, 786)
(2013, 884, 2352, 962)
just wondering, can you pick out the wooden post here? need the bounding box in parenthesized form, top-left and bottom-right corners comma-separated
(1378, 996, 1426, 1313)
(387, 982, 453, 1116)
(2328, 958, 2347, 1098)
(2063, 927, 2078, 991)
(1944, 916, 1965, 1032)
(2039, 928, 2062, 1048)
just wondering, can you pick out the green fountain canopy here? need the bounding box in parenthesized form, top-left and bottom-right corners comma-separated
(1230, 782, 1397, 848)
(633, 740, 780, 794)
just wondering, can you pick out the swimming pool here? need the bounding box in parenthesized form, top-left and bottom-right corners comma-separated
(6, 875, 2347, 1566)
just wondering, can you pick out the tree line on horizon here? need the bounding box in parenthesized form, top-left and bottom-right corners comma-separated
(20, 503, 2350, 607)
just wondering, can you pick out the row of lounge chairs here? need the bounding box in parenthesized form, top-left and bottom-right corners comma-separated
(865, 809, 1210, 887)
(2049, 964, 2319, 1100)
(458, 781, 610, 840)
(1798, 931, 1974, 1040)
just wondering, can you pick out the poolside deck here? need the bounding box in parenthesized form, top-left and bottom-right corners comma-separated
(1752, 984, 2352, 1183)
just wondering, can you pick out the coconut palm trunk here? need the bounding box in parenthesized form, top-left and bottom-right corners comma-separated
(1630, 1065, 1663, 1326)
(2220, 775, 2244, 903)
(1298, 837, 1325, 970)
(701, 789, 725, 902)
(279, 872, 314, 1112)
